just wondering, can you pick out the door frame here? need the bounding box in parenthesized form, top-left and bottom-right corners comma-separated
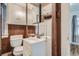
(52, 3, 61, 56)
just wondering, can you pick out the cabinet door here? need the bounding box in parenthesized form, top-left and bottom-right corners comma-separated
(7, 4, 13, 24)
(13, 4, 26, 25)
(27, 13, 34, 25)
(8, 4, 26, 25)
(23, 40, 32, 56)
(27, 4, 39, 25)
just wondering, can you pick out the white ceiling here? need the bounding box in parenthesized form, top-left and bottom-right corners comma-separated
(31, 3, 49, 7)
(15, 3, 50, 8)
(15, 3, 26, 8)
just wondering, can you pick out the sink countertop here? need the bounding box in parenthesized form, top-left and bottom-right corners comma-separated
(23, 37, 46, 44)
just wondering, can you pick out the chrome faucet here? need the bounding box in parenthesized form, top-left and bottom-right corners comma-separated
(36, 33, 44, 39)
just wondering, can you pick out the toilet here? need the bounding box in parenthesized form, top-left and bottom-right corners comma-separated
(10, 35, 23, 56)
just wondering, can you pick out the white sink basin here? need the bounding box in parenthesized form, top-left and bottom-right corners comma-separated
(23, 37, 46, 56)
(23, 37, 46, 44)
(40, 36, 51, 39)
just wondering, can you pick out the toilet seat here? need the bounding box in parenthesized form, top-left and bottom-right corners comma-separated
(13, 46, 23, 56)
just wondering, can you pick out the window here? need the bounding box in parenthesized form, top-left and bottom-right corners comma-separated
(72, 15, 79, 42)
(70, 3, 79, 43)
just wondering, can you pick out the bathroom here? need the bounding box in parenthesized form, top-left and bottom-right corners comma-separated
(0, 3, 55, 56)
(1, 3, 79, 56)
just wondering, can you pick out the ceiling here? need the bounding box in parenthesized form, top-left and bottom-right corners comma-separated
(15, 3, 26, 8)
(16, 3, 50, 8)
(31, 3, 49, 7)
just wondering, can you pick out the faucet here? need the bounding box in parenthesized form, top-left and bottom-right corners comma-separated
(39, 33, 44, 36)
(36, 33, 44, 39)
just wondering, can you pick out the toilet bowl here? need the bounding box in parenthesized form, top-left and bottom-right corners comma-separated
(10, 35, 23, 56)
(13, 46, 23, 56)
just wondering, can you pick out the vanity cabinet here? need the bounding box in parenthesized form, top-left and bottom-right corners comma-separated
(7, 4, 26, 25)
(27, 4, 39, 25)
(23, 38, 46, 56)
(27, 13, 37, 25)
(42, 4, 52, 16)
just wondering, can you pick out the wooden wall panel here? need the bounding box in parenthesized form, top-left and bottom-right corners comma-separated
(8, 24, 26, 38)
(28, 26, 35, 34)
(8, 24, 35, 38)
(1, 37, 12, 54)
(25, 26, 35, 37)
(1, 24, 35, 54)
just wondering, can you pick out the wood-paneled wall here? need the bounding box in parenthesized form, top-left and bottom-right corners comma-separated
(8, 24, 35, 38)
(1, 24, 35, 54)
(1, 37, 12, 54)
(8, 24, 26, 38)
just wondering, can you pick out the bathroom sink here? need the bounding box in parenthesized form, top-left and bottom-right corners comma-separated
(23, 37, 46, 56)
(40, 36, 51, 39)
(23, 36, 52, 56)
(23, 37, 46, 44)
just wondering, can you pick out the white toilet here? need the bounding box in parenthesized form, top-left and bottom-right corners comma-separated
(10, 35, 23, 56)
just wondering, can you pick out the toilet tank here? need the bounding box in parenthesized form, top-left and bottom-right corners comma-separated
(10, 35, 23, 47)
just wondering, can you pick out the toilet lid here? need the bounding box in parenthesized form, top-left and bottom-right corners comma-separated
(14, 46, 23, 52)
